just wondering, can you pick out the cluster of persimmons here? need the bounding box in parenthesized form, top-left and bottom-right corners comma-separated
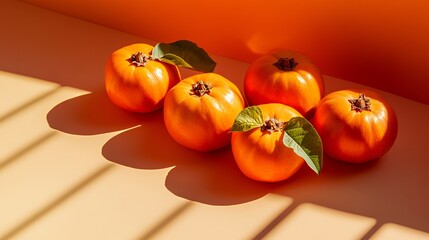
(104, 40, 397, 183)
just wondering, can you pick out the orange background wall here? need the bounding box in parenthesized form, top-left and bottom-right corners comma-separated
(22, 0, 429, 105)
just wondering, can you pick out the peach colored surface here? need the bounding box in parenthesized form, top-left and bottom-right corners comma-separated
(21, 0, 429, 106)
(1, 0, 429, 239)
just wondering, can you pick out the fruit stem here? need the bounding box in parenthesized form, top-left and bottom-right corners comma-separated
(273, 57, 298, 71)
(128, 52, 151, 67)
(348, 93, 371, 112)
(190, 81, 213, 97)
(261, 117, 285, 133)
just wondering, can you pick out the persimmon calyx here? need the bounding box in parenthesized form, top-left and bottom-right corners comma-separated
(349, 93, 371, 112)
(128, 52, 152, 67)
(190, 81, 213, 97)
(261, 118, 285, 133)
(273, 57, 298, 71)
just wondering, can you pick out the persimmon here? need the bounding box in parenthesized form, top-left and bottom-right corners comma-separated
(244, 49, 325, 117)
(105, 43, 180, 113)
(312, 89, 398, 163)
(163, 73, 245, 152)
(231, 104, 323, 182)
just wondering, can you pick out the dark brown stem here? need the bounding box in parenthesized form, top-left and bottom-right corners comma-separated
(273, 57, 298, 71)
(128, 52, 151, 67)
(190, 81, 213, 97)
(348, 93, 371, 112)
(261, 117, 285, 133)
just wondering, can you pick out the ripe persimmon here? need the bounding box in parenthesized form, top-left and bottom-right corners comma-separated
(231, 104, 308, 182)
(105, 43, 180, 113)
(244, 49, 324, 117)
(312, 89, 398, 163)
(164, 73, 245, 152)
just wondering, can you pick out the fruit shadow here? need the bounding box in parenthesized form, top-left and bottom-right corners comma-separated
(45, 88, 281, 205)
(45, 90, 384, 207)
(100, 110, 292, 205)
(46, 89, 429, 233)
(46, 90, 147, 135)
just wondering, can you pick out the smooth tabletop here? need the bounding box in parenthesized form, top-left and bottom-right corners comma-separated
(1, 1, 429, 239)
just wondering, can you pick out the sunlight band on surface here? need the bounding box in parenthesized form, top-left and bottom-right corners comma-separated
(370, 223, 429, 240)
(0, 70, 60, 120)
(264, 203, 377, 240)
(1, 165, 114, 240)
(0, 66, 428, 240)
(1, 0, 429, 234)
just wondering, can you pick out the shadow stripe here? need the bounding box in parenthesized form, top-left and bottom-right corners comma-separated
(0, 131, 57, 171)
(138, 202, 193, 240)
(252, 201, 300, 240)
(1, 164, 115, 240)
(0, 86, 61, 122)
(360, 221, 383, 240)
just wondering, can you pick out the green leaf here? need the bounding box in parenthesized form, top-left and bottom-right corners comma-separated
(283, 117, 323, 174)
(231, 106, 264, 132)
(152, 40, 216, 72)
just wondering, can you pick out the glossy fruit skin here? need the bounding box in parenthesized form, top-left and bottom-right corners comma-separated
(164, 73, 245, 152)
(231, 103, 305, 182)
(312, 90, 398, 163)
(105, 43, 180, 113)
(244, 49, 324, 117)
